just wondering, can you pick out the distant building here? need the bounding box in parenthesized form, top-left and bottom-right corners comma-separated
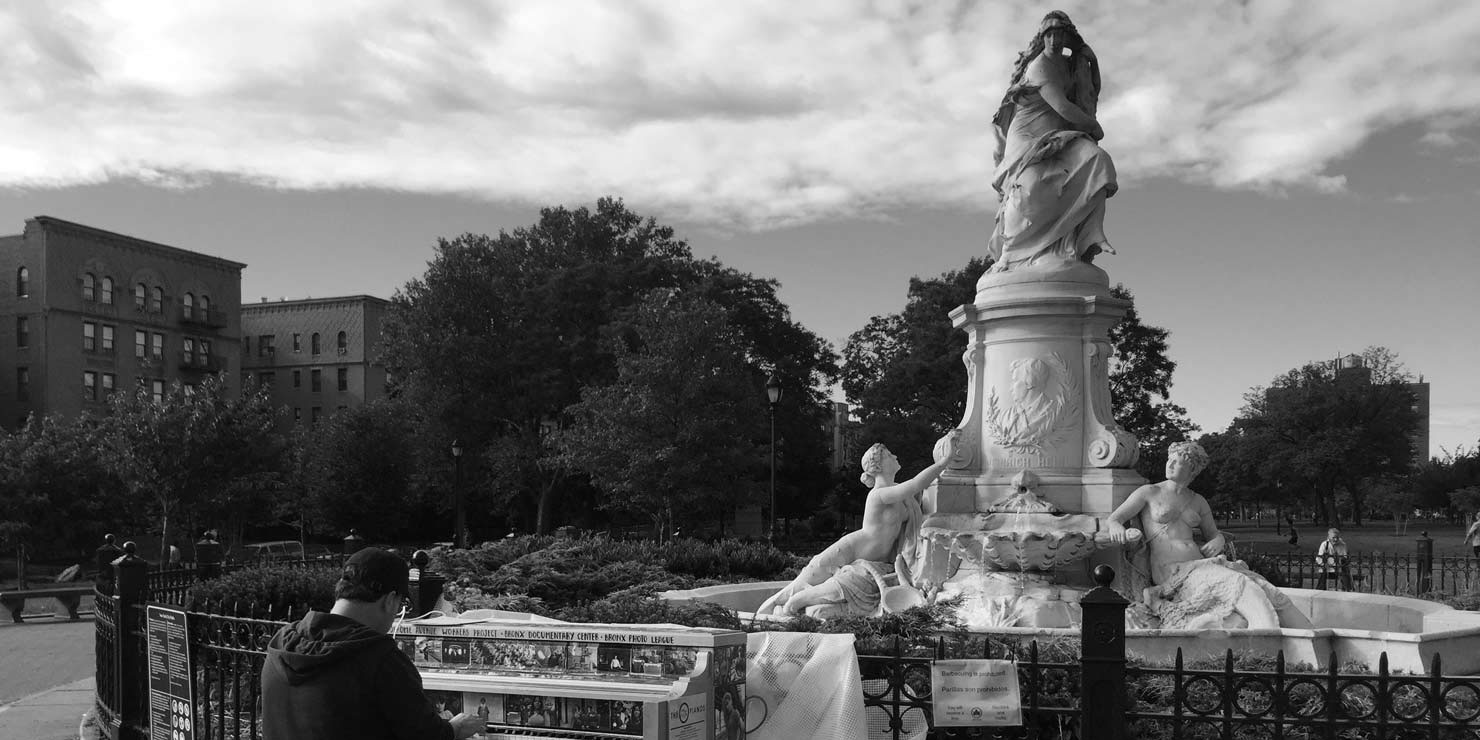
(1264, 353, 1431, 464)
(1330, 353, 1430, 463)
(0, 216, 244, 428)
(239, 295, 391, 427)
(825, 401, 863, 471)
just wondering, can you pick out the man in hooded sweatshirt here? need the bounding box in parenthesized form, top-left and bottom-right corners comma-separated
(261, 547, 486, 740)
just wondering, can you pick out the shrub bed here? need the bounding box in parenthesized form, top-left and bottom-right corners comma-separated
(187, 564, 339, 619)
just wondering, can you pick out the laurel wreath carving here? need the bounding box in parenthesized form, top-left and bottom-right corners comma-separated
(984, 352, 1081, 455)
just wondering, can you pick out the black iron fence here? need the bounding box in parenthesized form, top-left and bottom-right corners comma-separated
(93, 537, 1480, 740)
(1247, 533, 1480, 596)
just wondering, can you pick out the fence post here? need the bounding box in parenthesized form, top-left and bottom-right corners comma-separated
(113, 542, 149, 740)
(95, 534, 123, 595)
(408, 550, 445, 617)
(1416, 531, 1433, 595)
(1080, 564, 1129, 740)
(343, 529, 365, 558)
(194, 532, 223, 582)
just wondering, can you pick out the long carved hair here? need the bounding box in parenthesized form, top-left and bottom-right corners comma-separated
(993, 11, 1100, 131)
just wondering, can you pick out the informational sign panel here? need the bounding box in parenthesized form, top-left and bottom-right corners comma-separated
(930, 659, 1021, 727)
(146, 605, 194, 740)
(665, 692, 709, 740)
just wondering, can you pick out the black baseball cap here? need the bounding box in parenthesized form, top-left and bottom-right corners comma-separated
(340, 548, 410, 597)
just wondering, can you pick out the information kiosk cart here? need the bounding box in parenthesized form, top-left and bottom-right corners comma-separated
(394, 616, 747, 740)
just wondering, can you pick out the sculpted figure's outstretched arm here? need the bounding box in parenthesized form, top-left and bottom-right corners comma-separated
(874, 430, 960, 506)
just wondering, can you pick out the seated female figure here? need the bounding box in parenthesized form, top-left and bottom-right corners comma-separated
(1106, 442, 1310, 630)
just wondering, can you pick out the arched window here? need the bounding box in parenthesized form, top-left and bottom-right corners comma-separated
(100, 277, 114, 305)
(82, 273, 95, 301)
(182, 292, 194, 319)
(134, 283, 147, 310)
(199, 295, 210, 313)
(311, 333, 321, 355)
(150, 286, 163, 313)
(337, 331, 347, 353)
(16, 267, 28, 298)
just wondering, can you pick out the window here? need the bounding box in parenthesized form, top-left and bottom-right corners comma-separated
(337, 367, 348, 391)
(293, 333, 302, 352)
(102, 373, 115, 396)
(183, 383, 196, 398)
(243, 336, 250, 356)
(183, 337, 195, 362)
(150, 286, 163, 313)
(259, 371, 275, 388)
(294, 408, 302, 424)
(151, 379, 164, 403)
(16, 267, 28, 298)
(15, 317, 27, 348)
(151, 332, 164, 360)
(83, 322, 97, 351)
(311, 333, 321, 355)
(102, 325, 115, 353)
(310, 369, 322, 392)
(134, 283, 147, 310)
(16, 367, 29, 401)
(82, 273, 95, 301)
(337, 331, 347, 354)
(199, 295, 210, 315)
(292, 370, 301, 388)
(311, 407, 322, 424)
(259, 335, 274, 357)
(84, 371, 97, 401)
(182, 292, 194, 319)
(337, 405, 346, 412)
(135, 330, 147, 358)
(100, 277, 113, 305)
(200, 339, 212, 357)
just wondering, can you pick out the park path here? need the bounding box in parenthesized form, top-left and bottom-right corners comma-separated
(0, 619, 95, 706)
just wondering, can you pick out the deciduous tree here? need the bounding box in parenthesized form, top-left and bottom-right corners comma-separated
(98, 375, 283, 559)
(549, 291, 769, 537)
(1218, 347, 1421, 527)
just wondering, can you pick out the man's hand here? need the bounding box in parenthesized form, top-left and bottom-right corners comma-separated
(450, 713, 484, 739)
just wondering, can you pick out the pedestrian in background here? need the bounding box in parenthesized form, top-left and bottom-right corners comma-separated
(1315, 528, 1353, 591)
(1465, 513, 1480, 558)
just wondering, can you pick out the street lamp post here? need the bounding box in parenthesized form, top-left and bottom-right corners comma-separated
(766, 374, 782, 542)
(451, 439, 466, 548)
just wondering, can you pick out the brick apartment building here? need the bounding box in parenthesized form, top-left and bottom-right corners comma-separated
(239, 295, 391, 427)
(0, 216, 244, 428)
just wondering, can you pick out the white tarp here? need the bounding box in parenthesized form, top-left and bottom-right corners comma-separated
(744, 632, 869, 740)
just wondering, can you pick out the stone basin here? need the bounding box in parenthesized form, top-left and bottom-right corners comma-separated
(659, 582, 1480, 674)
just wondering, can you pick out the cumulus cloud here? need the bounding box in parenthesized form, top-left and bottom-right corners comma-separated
(1, 0, 1478, 227)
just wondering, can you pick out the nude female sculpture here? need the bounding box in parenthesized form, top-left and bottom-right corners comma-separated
(1106, 442, 1310, 630)
(758, 430, 961, 616)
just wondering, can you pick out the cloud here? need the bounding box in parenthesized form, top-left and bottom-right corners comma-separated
(1, 0, 1479, 227)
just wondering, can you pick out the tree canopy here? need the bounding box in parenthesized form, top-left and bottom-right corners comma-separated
(1207, 347, 1422, 527)
(380, 198, 839, 534)
(550, 291, 769, 537)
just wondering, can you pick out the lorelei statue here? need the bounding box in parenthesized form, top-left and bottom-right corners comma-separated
(988, 11, 1118, 273)
(757, 430, 961, 617)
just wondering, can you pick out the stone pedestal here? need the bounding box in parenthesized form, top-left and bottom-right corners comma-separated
(927, 261, 1147, 589)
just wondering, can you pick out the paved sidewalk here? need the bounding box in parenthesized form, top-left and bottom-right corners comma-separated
(0, 676, 94, 740)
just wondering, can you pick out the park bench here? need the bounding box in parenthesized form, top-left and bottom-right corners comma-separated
(0, 565, 91, 622)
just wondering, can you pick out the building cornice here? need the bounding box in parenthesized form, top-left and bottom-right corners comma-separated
(241, 295, 392, 315)
(29, 216, 248, 273)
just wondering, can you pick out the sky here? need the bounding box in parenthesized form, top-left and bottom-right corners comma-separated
(1, 1, 1478, 458)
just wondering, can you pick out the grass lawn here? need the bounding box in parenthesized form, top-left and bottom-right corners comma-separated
(1220, 520, 1477, 558)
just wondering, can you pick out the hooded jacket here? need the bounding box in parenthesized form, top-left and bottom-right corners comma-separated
(261, 611, 453, 740)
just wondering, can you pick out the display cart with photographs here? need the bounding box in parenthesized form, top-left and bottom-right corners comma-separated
(394, 616, 747, 740)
